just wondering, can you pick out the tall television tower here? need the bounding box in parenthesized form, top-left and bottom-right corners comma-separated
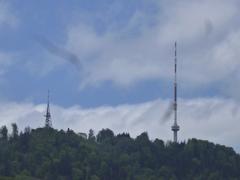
(171, 42, 180, 143)
(45, 90, 52, 128)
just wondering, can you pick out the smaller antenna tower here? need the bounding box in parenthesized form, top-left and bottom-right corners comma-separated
(45, 90, 52, 128)
(171, 42, 180, 143)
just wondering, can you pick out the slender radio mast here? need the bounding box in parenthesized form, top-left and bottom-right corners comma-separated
(171, 42, 180, 143)
(45, 90, 52, 128)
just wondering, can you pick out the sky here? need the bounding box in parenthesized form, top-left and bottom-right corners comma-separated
(0, 0, 240, 151)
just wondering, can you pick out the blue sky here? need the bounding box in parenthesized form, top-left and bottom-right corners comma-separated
(1, 0, 240, 151)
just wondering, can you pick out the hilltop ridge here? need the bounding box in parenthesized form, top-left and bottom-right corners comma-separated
(0, 125, 239, 180)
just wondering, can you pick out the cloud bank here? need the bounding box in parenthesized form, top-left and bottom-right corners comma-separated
(1, 97, 240, 151)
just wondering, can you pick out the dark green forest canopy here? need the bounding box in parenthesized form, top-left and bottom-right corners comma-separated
(0, 124, 240, 180)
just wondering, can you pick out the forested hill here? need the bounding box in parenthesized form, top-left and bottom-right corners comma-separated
(0, 125, 240, 180)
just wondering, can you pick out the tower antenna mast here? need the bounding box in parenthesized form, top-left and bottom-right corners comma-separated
(45, 90, 52, 128)
(171, 42, 180, 142)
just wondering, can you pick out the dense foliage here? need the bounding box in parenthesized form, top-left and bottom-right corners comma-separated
(0, 124, 240, 180)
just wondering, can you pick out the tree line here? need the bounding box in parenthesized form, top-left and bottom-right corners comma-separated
(0, 124, 240, 180)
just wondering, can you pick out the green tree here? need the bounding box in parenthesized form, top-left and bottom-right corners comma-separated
(88, 129, 96, 142)
(11, 123, 18, 140)
(97, 129, 114, 143)
(90, 175, 100, 180)
(0, 126, 239, 179)
(0, 125, 8, 140)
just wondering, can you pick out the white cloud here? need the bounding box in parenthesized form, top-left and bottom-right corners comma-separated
(63, 0, 240, 97)
(158, 0, 237, 43)
(0, 97, 240, 152)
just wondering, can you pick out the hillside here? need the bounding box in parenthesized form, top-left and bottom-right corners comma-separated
(0, 125, 239, 180)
